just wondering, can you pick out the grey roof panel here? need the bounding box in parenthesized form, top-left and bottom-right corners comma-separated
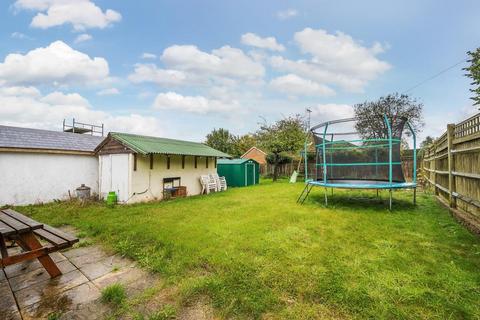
(0, 125, 105, 152)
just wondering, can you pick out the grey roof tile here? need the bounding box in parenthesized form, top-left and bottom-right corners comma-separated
(0, 125, 105, 152)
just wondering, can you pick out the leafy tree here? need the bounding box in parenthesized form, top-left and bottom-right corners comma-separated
(205, 128, 235, 155)
(354, 93, 424, 139)
(420, 136, 434, 148)
(232, 134, 257, 157)
(256, 115, 305, 181)
(464, 48, 480, 106)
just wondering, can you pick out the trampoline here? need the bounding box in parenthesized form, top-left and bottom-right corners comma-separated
(297, 114, 417, 210)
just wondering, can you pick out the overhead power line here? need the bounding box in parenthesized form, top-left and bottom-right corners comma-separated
(402, 58, 467, 94)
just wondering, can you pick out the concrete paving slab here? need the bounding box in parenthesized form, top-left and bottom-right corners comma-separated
(80, 254, 135, 281)
(14, 270, 89, 309)
(93, 266, 148, 290)
(4, 252, 66, 279)
(0, 311, 22, 320)
(21, 282, 103, 320)
(0, 279, 20, 320)
(64, 246, 108, 268)
(9, 260, 77, 292)
(0, 269, 5, 281)
(62, 246, 106, 259)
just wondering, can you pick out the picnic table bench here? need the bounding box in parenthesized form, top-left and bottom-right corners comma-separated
(0, 209, 78, 278)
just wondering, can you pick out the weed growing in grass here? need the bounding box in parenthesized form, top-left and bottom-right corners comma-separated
(101, 283, 126, 306)
(47, 312, 61, 320)
(146, 304, 177, 320)
(75, 239, 93, 248)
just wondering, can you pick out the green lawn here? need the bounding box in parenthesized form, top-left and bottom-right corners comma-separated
(18, 180, 480, 319)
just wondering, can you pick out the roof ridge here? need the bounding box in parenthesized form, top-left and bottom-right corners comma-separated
(108, 132, 231, 158)
(0, 125, 104, 140)
(111, 132, 206, 145)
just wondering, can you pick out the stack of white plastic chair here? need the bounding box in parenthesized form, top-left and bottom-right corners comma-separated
(219, 176, 227, 191)
(201, 175, 217, 194)
(209, 173, 221, 191)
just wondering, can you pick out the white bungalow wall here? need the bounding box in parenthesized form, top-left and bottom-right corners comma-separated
(0, 152, 98, 205)
(130, 154, 217, 203)
(98, 154, 130, 202)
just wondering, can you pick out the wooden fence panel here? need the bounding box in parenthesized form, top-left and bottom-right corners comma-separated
(421, 112, 480, 233)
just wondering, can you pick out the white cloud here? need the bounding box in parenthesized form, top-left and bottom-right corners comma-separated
(0, 86, 162, 136)
(130, 45, 265, 88)
(277, 9, 298, 20)
(153, 92, 238, 114)
(10, 32, 30, 40)
(14, 0, 122, 31)
(308, 104, 356, 133)
(294, 28, 390, 80)
(241, 33, 285, 52)
(74, 33, 92, 43)
(141, 53, 157, 59)
(128, 64, 188, 86)
(40, 91, 90, 107)
(0, 41, 109, 86)
(310, 104, 354, 121)
(270, 28, 390, 92)
(270, 74, 335, 97)
(97, 88, 120, 96)
(161, 45, 265, 81)
(0, 86, 41, 97)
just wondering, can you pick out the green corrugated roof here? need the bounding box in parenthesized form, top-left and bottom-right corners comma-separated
(217, 158, 257, 165)
(110, 132, 231, 157)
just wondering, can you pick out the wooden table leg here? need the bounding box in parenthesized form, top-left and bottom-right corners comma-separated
(19, 232, 62, 278)
(0, 235, 8, 259)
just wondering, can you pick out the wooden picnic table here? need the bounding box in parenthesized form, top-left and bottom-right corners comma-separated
(0, 209, 78, 278)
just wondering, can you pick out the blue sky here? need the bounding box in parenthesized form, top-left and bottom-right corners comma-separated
(1, 0, 479, 143)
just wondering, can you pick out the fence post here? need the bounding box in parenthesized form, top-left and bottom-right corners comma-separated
(447, 124, 456, 208)
(432, 141, 438, 195)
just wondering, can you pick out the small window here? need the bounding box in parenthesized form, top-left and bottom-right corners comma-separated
(133, 154, 137, 171)
(167, 155, 171, 169)
(194, 156, 198, 168)
(206, 156, 209, 168)
(182, 155, 185, 169)
(214, 158, 217, 168)
(149, 154, 153, 170)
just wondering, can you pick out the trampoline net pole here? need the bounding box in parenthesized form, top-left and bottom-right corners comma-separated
(322, 123, 329, 184)
(407, 121, 417, 206)
(385, 114, 393, 211)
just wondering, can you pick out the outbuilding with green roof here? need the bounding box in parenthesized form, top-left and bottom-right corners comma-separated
(217, 158, 259, 187)
(95, 132, 230, 203)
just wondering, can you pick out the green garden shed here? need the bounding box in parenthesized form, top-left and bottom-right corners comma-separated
(217, 158, 260, 187)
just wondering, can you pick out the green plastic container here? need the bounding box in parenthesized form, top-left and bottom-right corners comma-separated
(106, 191, 117, 206)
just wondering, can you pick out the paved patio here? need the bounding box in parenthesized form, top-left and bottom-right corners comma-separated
(1, 242, 155, 320)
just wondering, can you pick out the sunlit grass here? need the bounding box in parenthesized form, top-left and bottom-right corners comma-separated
(20, 180, 480, 319)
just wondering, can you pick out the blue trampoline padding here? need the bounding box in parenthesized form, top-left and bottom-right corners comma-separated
(307, 179, 416, 189)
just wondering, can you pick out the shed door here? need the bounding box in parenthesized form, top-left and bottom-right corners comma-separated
(246, 163, 255, 186)
(111, 154, 129, 202)
(100, 154, 129, 202)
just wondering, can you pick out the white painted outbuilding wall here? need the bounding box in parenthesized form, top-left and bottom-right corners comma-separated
(98, 153, 217, 203)
(0, 152, 98, 205)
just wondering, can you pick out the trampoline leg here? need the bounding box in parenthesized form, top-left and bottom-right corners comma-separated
(413, 188, 417, 206)
(324, 187, 328, 206)
(376, 189, 379, 198)
(389, 189, 392, 211)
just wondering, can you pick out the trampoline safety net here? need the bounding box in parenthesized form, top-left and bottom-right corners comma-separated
(311, 116, 407, 183)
